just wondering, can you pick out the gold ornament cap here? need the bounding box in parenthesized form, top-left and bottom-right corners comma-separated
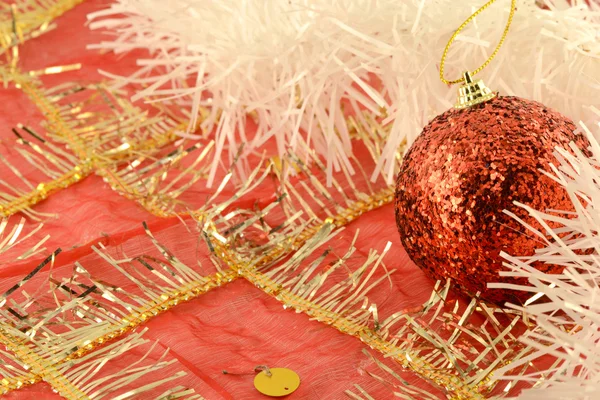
(454, 71, 496, 109)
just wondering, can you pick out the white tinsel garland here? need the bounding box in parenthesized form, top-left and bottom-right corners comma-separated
(489, 119, 600, 399)
(87, 0, 600, 186)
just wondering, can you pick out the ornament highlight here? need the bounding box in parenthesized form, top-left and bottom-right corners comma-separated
(394, 96, 588, 304)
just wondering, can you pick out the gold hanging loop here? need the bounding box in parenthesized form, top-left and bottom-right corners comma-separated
(439, 0, 517, 86)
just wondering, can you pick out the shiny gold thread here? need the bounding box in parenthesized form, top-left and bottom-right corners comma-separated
(0, 71, 184, 217)
(0, 0, 85, 54)
(0, 329, 88, 399)
(0, 270, 238, 395)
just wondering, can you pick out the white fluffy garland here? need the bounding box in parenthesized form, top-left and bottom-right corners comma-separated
(87, 0, 600, 187)
(489, 119, 600, 399)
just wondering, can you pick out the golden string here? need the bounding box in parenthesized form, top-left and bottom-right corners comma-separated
(440, 0, 517, 85)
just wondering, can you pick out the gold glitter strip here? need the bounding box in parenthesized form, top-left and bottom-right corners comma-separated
(9, 71, 178, 159)
(0, 373, 39, 394)
(255, 186, 394, 266)
(357, 332, 483, 400)
(0, 329, 88, 399)
(65, 269, 239, 361)
(0, 163, 91, 217)
(0, 124, 182, 217)
(0, 71, 181, 217)
(97, 142, 211, 218)
(14, 73, 97, 159)
(0, 0, 86, 52)
(0, 269, 238, 395)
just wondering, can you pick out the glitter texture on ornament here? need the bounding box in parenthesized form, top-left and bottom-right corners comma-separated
(394, 96, 589, 304)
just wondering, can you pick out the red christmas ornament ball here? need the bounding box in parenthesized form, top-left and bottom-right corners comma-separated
(394, 96, 588, 304)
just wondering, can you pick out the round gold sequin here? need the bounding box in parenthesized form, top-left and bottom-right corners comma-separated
(254, 368, 300, 397)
